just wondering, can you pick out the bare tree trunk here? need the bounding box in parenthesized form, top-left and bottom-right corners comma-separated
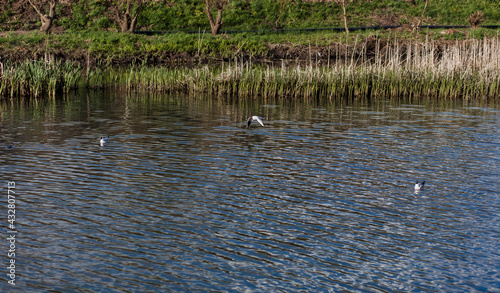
(116, 0, 143, 32)
(274, 0, 288, 31)
(415, 0, 429, 30)
(205, 0, 225, 35)
(342, 2, 348, 35)
(334, 0, 352, 36)
(129, 4, 141, 31)
(117, 9, 130, 32)
(28, 0, 57, 33)
(274, 11, 283, 31)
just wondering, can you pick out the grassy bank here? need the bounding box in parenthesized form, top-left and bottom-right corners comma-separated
(1, 0, 500, 64)
(2, 0, 499, 101)
(1, 26, 499, 65)
(4, 0, 499, 33)
(1, 37, 499, 100)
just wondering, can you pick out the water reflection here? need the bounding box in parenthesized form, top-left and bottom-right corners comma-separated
(0, 91, 499, 292)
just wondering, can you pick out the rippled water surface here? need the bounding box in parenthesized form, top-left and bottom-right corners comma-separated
(1, 92, 499, 292)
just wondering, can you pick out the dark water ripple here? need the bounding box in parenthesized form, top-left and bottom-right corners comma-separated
(0, 97, 499, 292)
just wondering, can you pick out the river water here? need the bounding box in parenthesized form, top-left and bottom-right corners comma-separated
(1, 90, 499, 292)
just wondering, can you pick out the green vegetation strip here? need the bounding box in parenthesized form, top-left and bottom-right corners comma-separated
(1, 38, 499, 100)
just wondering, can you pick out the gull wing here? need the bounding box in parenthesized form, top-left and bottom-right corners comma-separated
(254, 116, 264, 127)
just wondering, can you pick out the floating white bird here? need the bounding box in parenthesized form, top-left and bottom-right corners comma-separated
(414, 180, 425, 191)
(247, 116, 264, 128)
(100, 136, 109, 146)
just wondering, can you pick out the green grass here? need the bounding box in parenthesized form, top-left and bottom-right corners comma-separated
(1, 0, 499, 63)
(49, 0, 500, 33)
(3, 0, 499, 33)
(2, 27, 499, 63)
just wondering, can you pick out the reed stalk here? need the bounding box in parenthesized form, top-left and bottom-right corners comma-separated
(0, 60, 83, 99)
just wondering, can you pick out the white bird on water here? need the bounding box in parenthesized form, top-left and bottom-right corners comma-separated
(247, 116, 264, 128)
(100, 136, 109, 146)
(414, 180, 425, 191)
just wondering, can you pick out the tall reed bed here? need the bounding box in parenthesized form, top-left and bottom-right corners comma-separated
(2, 37, 500, 100)
(0, 60, 83, 99)
(121, 37, 500, 100)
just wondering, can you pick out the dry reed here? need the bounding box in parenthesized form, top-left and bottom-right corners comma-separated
(122, 37, 500, 100)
